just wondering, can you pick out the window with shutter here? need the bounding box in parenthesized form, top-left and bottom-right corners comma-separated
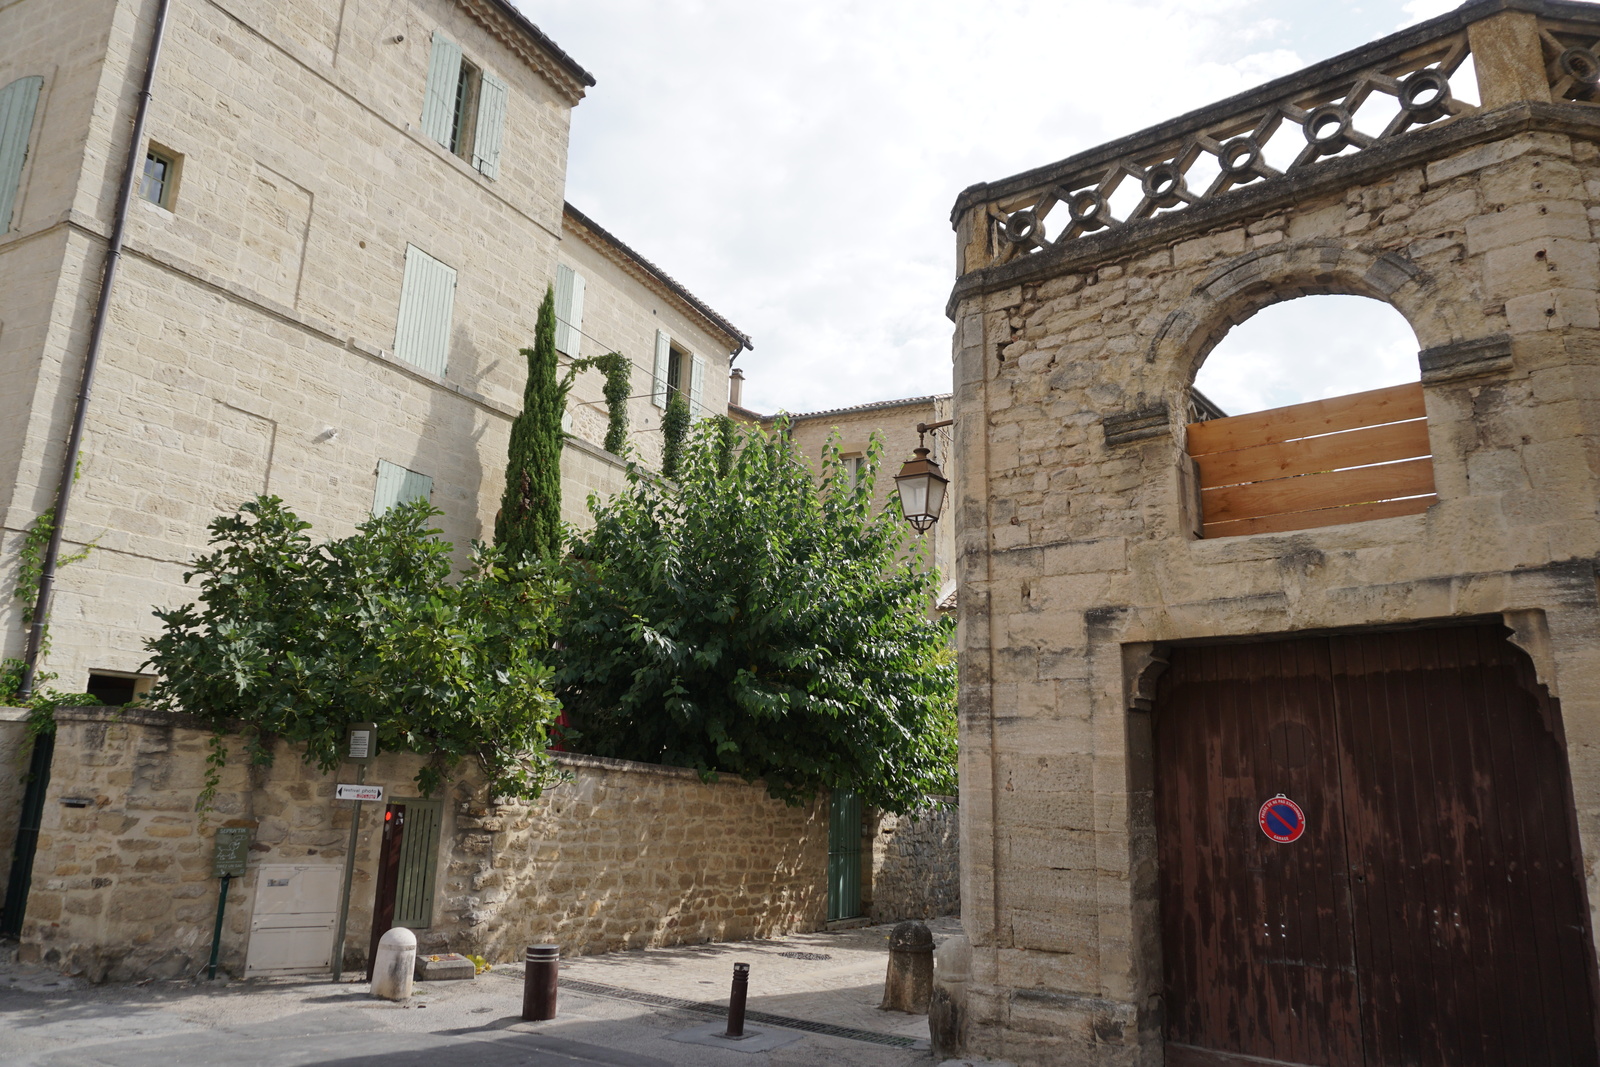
(420, 33, 506, 180)
(421, 34, 462, 148)
(554, 264, 585, 357)
(394, 244, 456, 376)
(373, 460, 433, 516)
(0, 76, 43, 232)
(689, 354, 706, 419)
(652, 330, 671, 409)
(472, 71, 507, 179)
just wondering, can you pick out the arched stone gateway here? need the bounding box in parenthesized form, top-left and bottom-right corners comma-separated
(946, 3, 1600, 1065)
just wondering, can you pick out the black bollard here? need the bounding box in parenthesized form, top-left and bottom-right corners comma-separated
(724, 962, 750, 1038)
(522, 944, 559, 1020)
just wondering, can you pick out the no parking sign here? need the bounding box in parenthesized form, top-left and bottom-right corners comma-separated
(1259, 795, 1306, 843)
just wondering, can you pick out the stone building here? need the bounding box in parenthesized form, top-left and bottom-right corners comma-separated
(0, 0, 747, 704)
(945, 1, 1600, 1064)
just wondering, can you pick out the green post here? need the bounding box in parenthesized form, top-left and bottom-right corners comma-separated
(207, 873, 230, 980)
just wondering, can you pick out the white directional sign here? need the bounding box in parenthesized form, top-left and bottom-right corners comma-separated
(335, 784, 384, 802)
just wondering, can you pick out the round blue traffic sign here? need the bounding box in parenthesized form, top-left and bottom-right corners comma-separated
(1259, 795, 1306, 843)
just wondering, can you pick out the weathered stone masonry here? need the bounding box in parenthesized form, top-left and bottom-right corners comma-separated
(947, 2, 1600, 1063)
(17, 707, 955, 981)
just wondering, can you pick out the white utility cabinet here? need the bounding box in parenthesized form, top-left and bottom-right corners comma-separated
(244, 864, 341, 976)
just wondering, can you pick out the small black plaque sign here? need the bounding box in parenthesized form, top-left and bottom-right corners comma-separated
(212, 826, 251, 878)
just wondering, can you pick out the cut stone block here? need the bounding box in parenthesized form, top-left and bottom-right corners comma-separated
(414, 952, 476, 981)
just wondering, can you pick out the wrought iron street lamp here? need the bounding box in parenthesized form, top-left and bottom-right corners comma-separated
(895, 419, 952, 532)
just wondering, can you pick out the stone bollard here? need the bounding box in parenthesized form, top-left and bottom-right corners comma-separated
(928, 933, 971, 1058)
(371, 927, 417, 1001)
(879, 920, 934, 1013)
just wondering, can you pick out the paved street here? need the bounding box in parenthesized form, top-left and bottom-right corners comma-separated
(0, 920, 962, 1067)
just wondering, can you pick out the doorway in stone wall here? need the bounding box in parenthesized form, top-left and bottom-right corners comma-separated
(365, 798, 442, 979)
(828, 789, 862, 921)
(1152, 623, 1599, 1067)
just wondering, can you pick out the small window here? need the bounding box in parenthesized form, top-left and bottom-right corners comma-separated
(85, 672, 154, 706)
(139, 147, 180, 209)
(666, 345, 686, 396)
(422, 33, 507, 179)
(373, 459, 432, 516)
(554, 264, 585, 357)
(844, 454, 867, 486)
(394, 244, 457, 375)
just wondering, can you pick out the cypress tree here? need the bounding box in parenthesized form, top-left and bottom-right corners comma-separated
(496, 287, 567, 563)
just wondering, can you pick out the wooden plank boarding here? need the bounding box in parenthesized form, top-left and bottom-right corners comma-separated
(1196, 418, 1431, 489)
(1201, 457, 1435, 523)
(1187, 382, 1426, 457)
(1202, 494, 1435, 538)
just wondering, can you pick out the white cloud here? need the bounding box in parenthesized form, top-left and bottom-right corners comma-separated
(521, 1, 1437, 414)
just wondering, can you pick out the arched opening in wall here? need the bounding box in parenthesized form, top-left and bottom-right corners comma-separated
(1186, 295, 1434, 539)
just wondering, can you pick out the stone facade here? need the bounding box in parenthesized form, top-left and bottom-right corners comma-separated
(0, 0, 745, 695)
(947, 3, 1600, 1064)
(18, 706, 832, 981)
(862, 799, 959, 924)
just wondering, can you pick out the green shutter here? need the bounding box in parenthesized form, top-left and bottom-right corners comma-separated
(421, 33, 462, 147)
(472, 70, 507, 179)
(374, 459, 432, 515)
(689, 353, 706, 419)
(394, 244, 456, 376)
(0, 76, 43, 232)
(827, 789, 863, 921)
(391, 799, 442, 929)
(652, 330, 671, 409)
(554, 264, 584, 357)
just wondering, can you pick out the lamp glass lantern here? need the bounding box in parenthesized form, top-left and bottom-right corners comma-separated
(895, 439, 949, 533)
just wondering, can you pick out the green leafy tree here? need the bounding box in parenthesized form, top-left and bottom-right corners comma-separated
(496, 286, 568, 563)
(556, 420, 956, 812)
(660, 390, 690, 480)
(144, 496, 566, 800)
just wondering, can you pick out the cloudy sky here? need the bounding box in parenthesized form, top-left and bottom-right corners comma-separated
(524, 0, 1460, 417)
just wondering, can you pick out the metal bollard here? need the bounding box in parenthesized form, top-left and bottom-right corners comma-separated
(522, 944, 559, 1021)
(724, 962, 750, 1038)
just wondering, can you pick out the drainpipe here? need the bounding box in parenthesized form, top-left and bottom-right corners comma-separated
(18, 0, 173, 698)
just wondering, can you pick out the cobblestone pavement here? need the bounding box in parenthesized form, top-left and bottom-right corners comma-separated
(0, 918, 963, 1066)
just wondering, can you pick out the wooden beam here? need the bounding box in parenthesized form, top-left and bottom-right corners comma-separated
(1201, 457, 1436, 523)
(1196, 418, 1431, 489)
(1187, 382, 1426, 457)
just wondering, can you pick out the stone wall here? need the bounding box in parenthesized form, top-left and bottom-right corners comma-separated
(18, 707, 831, 981)
(863, 798, 959, 923)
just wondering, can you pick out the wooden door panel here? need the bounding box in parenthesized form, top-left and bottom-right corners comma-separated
(1156, 640, 1362, 1066)
(1156, 625, 1599, 1067)
(1333, 626, 1599, 1067)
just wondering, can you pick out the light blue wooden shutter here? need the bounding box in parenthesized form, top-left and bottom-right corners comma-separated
(652, 330, 670, 408)
(689, 354, 706, 419)
(394, 244, 456, 375)
(373, 460, 432, 515)
(421, 33, 462, 147)
(554, 265, 584, 357)
(472, 70, 507, 179)
(0, 76, 43, 232)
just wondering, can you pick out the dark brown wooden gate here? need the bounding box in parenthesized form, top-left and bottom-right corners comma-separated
(1153, 624, 1599, 1067)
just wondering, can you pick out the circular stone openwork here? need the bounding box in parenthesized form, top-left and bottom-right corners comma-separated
(1303, 104, 1354, 153)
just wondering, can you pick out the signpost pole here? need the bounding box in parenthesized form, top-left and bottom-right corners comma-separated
(331, 763, 366, 983)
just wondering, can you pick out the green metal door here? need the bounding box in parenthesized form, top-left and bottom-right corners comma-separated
(391, 799, 442, 929)
(827, 789, 862, 921)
